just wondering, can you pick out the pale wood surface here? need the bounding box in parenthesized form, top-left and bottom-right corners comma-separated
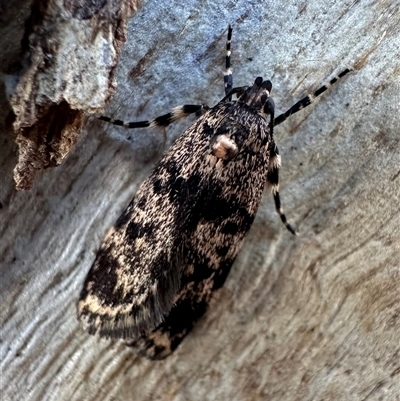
(1, 1, 399, 400)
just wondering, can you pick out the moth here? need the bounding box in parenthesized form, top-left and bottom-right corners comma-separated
(78, 25, 351, 359)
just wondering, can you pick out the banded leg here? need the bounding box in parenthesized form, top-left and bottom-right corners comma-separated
(267, 142, 297, 235)
(224, 25, 233, 97)
(99, 104, 209, 129)
(274, 68, 353, 126)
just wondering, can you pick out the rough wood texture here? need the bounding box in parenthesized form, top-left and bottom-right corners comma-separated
(1, 1, 399, 400)
(4, 0, 140, 190)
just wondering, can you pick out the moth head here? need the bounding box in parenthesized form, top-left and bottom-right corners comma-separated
(238, 77, 275, 119)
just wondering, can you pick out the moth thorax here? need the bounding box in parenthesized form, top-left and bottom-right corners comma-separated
(211, 135, 239, 160)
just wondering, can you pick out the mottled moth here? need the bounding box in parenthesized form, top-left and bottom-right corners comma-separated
(78, 25, 352, 359)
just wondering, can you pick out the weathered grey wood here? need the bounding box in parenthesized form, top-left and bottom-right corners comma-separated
(1, 1, 399, 401)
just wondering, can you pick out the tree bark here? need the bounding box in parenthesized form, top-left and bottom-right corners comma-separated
(1, 1, 399, 400)
(4, 0, 140, 190)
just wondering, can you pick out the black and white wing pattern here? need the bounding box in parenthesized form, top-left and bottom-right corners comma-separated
(79, 99, 273, 358)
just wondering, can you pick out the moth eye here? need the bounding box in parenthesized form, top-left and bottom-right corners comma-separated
(263, 97, 275, 115)
(260, 94, 269, 104)
(262, 80, 272, 92)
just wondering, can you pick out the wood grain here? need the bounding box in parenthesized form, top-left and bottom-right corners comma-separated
(1, 1, 399, 400)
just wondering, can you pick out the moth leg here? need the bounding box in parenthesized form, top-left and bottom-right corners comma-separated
(99, 104, 209, 128)
(224, 25, 233, 97)
(267, 142, 297, 235)
(274, 68, 353, 126)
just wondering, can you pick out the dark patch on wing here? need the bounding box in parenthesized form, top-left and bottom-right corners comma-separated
(216, 245, 230, 257)
(182, 258, 214, 283)
(202, 121, 214, 137)
(81, 248, 121, 306)
(152, 178, 163, 193)
(136, 196, 147, 210)
(220, 220, 239, 235)
(163, 159, 179, 177)
(212, 258, 234, 290)
(126, 221, 144, 238)
(201, 194, 232, 222)
(125, 221, 159, 242)
(168, 172, 203, 209)
(115, 204, 134, 228)
(199, 191, 255, 232)
(237, 206, 255, 233)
